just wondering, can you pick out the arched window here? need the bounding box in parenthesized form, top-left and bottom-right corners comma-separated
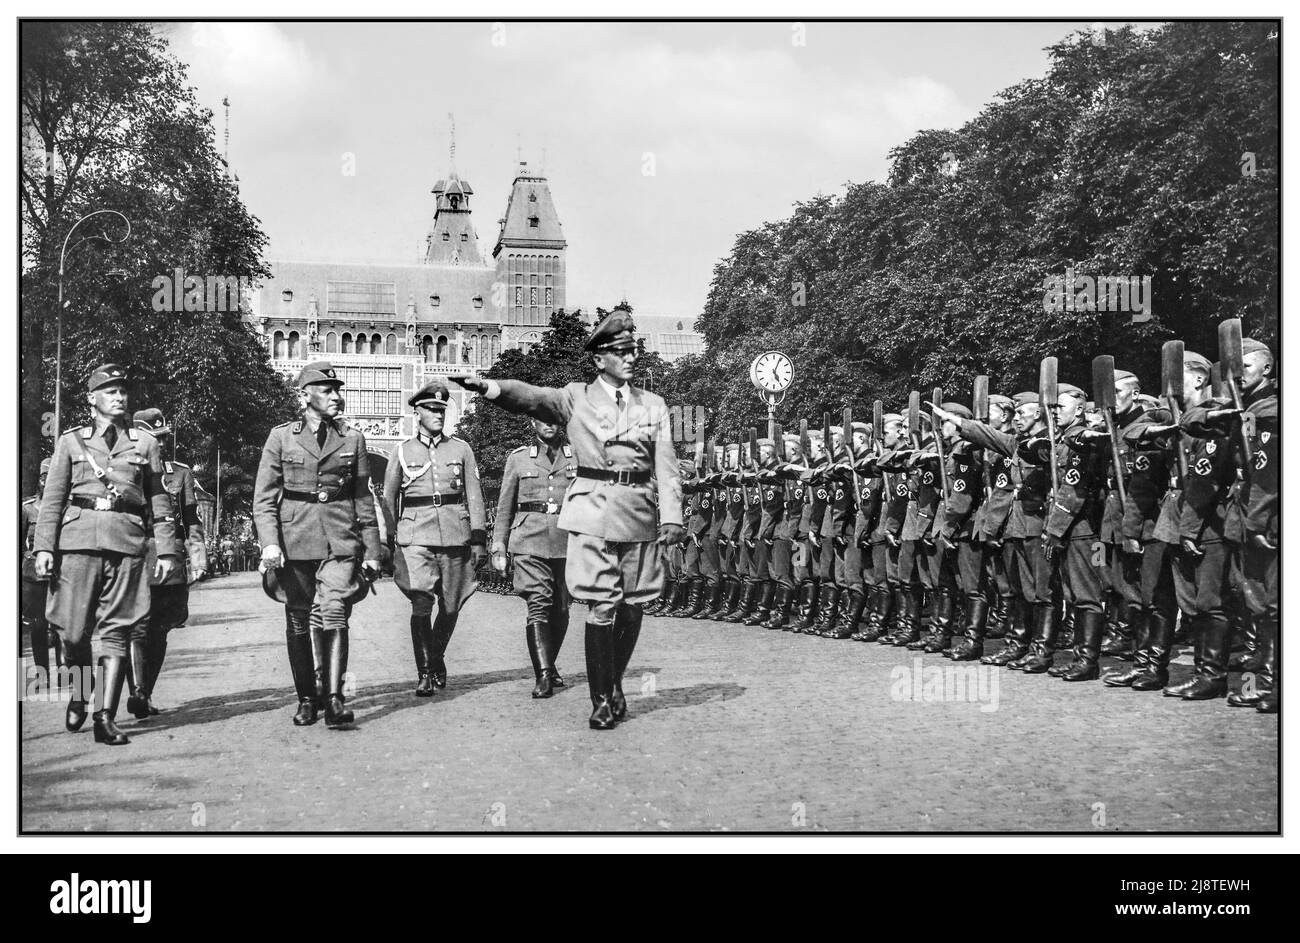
(437, 335, 449, 363)
(273, 331, 287, 360)
(325, 332, 338, 354)
(465, 334, 477, 365)
(371, 333, 383, 354)
(341, 332, 353, 354)
(479, 335, 489, 367)
(422, 335, 434, 363)
(490, 334, 500, 362)
(288, 331, 302, 360)
(385, 333, 397, 355)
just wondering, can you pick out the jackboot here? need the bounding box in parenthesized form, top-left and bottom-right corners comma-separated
(728, 580, 764, 624)
(548, 608, 569, 687)
(1056, 607, 1075, 651)
(430, 611, 457, 688)
(812, 584, 843, 637)
(1254, 617, 1279, 713)
(1228, 611, 1262, 673)
(1167, 614, 1230, 700)
(829, 589, 867, 640)
(411, 614, 435, 696)
(915, 588, 955, 652)
(64, 638, 93, 732)
(1104, 608, 1151, 687)
(720, 580, 753, 623)
(610, 603, 643, 721)
(24, 617, 51, 674)
(984, 597, 1030, 665)
(92, 655, 131, 746)
(309, 608, 328, 711)
(1131, 610, 1175, 691)
(585, 622, 617, 730)
(528, 620, 557, 698)
(947, 595, 989, 661)
(664, 579, 692, 616)
(693, 580, 728, 620)
(764, 585, 795, 630)
(860, 586, 896, 642)
(678, 578, 708, 618)
(1059, 609, 1105, 681)
(126, 636, 151, 719)
(743, 582, 776, 626)
(888, 589, 923, 646)
(645, 579, 676, 615)
(789, 580, 820, 633)
(1011, 604, 1058, 673)
(142, 626, 167, 714)
(986, 593, 1010, 639)
(285, 612, 318, 726)
(323, 629, 355, 727)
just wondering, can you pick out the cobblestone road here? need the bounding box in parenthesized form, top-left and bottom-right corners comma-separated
(21, 573, 1278, 832)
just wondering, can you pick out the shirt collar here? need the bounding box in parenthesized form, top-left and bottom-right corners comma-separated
(418, 430, 443, 447)
(596, 374, 628, 404)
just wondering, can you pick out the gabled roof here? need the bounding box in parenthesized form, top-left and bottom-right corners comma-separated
(493, 166, 566, 256)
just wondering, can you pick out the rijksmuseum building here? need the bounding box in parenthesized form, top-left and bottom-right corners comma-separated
(250, 157, 702, 480)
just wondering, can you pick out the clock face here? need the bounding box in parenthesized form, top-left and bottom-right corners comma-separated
(751, 351, 793, 392)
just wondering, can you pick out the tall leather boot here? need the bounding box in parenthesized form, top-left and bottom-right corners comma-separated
(610, 604, 643, 721)
(948, 595, 989, 661)
(722, 577, 759, 621)
(790, 580, 820, 633)
(285, 612, 318, 726)
(1011, 604, 1058, 673)
(744, 582, 776, 626)
(323, 628, 355, 727)
(663, 579, 691, 616)
(764, 585, 794, 630)
(126, 636, 151, 719)
(709, 577, 739, 621)
(141, 625, 168, 715)
(410, 614, 435, 696)
(828, 588, 867, 640)
(678, 578, 708, 618)
(1168, 613, 1230, 700)
(92, 655, 131, 746)
(861, 586, 896, 642)
(1104, 608, 1151, 687)
(915, 588, 955, 652)
(1056, 607, 1075, 651)
(984, 597, 1030, 665)
(24, 618, 51, 674)
(309, 608, 328, 710)
(1059, 609, 1105, 681)
(548, 605, 569, 687)
(888, 588, 923, 646)
(1101, 599, 1135, 660)
(986, 593, 1009, 639)
(1228, 610, 1262, 672)
(528, 620, 557, 698)
(585, 622, 616, 730)
(850, 586, 879, 641)
(693, 580, 727, 620)
(645, 579, 676, 615)
(812, 584, 843, 637)
(1251, 616, 1278, 713)
(1049, 607, 1082, 677)
(878, 586, 908, 644)
(64, 637, 93, 732)
(1131, 610, 1175, 691)
(430, 611, 457, 688)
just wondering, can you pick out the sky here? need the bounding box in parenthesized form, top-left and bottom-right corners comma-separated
(166, 20, 1118, 321)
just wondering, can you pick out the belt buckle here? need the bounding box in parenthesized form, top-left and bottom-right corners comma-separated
(93, 496, 114, 511)
(614, 469, 632, 485)
(316, 490, 329, 503)
(431, 493, 442, 508)
(546, 501, 559, 514)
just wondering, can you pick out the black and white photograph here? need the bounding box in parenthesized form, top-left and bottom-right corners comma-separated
(13, 12, 1285, 853)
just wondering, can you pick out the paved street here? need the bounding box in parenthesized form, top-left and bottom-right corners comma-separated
(22, 573, 1277, 832)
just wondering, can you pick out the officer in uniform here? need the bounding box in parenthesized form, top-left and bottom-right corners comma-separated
(254, 361, 381, 727)
(857, 413, 907, 642)
(451, 310, 683, 730)
(124, 408, 207, 718)
(22, 459, 58, 682)
(382, 379, 488, 696)
(493, 418, 575, 698)
(34, 364, 183, 746)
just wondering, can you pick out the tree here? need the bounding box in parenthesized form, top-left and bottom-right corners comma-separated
(20, 22, 297, 495)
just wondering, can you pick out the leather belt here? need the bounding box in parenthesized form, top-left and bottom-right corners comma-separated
(517, 501, 561, 514)
(283, 489, 343, 504)
(70, 495, 145, 517)
(403, 493, 463, 507)
(577, 466, 651, 485)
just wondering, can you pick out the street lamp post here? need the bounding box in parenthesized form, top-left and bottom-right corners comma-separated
(54, 209, 131, 438)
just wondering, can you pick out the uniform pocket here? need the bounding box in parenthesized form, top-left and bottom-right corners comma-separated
(62, 506, 82, 525)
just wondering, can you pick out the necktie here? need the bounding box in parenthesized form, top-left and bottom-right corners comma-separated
(103, 424, 117, 450)
(316, 422, 329, 448)
(615, 391, 624, 410)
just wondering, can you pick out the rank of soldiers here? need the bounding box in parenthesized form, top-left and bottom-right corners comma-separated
(24, 316, 1277, 751)
(647, 319, 1277, 714)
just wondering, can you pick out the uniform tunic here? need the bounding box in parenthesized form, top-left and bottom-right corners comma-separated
(493, 440, 575, 622)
